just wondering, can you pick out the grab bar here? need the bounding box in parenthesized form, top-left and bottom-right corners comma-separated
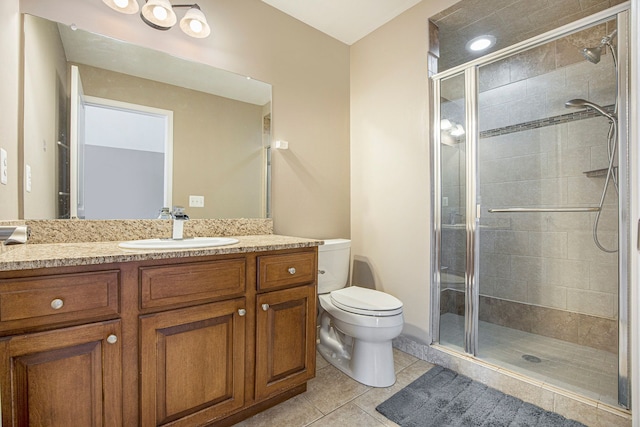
(488, 207, 601, 213)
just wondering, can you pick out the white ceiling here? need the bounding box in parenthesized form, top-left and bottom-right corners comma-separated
(261, 0, 423, 45)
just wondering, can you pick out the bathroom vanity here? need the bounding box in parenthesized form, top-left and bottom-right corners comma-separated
(0, 234, 319, 426)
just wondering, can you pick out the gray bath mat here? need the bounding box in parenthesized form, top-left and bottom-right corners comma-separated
(376, 366, 586, 427)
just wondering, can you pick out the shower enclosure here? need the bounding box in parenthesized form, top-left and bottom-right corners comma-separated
(431, 5, 630, 408)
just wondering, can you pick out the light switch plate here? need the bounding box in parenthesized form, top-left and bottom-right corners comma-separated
(189, 195, 205, 207)
(26, 164, 32, 193)
(0, 148, 7, 185)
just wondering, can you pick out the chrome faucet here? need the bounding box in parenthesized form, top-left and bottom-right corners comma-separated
(157, 207, 172, 220)
(171, 206, 189, 240)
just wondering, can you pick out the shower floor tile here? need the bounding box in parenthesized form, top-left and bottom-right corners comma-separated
(439, 313, 618, 406)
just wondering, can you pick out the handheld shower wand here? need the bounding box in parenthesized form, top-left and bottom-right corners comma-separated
(564, 98, 618, 253)
(564, 99, 616, 122)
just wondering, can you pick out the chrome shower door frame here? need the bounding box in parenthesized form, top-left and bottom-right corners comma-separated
(430, 3, 631, 409)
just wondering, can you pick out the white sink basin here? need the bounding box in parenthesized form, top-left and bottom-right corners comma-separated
(118, 237, 239, 250)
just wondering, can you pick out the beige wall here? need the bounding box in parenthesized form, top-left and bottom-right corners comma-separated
(350, 0, 459, 343)
(16, 0, 350, 239)
(22, 14, 67, 219)
(0, 0, 20, 219)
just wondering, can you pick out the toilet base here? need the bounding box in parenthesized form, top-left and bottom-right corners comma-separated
(317, 334, 396, 388)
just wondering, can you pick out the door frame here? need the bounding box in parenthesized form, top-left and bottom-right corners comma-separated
(69, 79, 174, 218)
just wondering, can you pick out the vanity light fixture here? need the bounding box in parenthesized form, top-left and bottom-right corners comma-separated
(440, 120, 465, 145)
(466, 35, 496, 52)
(103, 0, 140, 14)
(102, 0, 211, 38)
(440, 119, 453, 131)
(450, 124, 466, 137)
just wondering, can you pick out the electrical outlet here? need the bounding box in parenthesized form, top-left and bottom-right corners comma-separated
(189, 195, 205, 207)
(442, 197, 449, 207)
(0, 148, 7, 185)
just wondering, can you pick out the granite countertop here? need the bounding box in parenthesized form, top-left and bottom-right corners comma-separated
(0, 235, 323, 271)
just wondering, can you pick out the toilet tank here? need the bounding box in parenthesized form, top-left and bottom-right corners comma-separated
(317, 239, 351, 294)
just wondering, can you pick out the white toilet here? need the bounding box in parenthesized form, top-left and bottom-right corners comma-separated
(316, 239, 404, 387)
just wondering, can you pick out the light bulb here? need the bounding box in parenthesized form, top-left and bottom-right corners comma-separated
(465, 35, 496, 53)
(450, 124, 465, 137)
(189, 19, 203, 33)
(153, 5, 168, 21)
(469, 38, 491, 51)
(179, 6, 210, 38)
(102, 0, 138, 14)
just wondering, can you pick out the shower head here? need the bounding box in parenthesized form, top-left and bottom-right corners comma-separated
(581, 29, 617, 64)
(582, 46, 602, 64)
(565, 98, 616, 122)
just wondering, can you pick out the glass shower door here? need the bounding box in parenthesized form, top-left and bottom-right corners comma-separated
(431, 7, 629, 409)
(437, 73, 468, 352)
(475, 20, 622, 406)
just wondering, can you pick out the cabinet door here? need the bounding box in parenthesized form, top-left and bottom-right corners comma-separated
(0, 320, 122, 427)
(140, 299, 246, 427)
(255, 285, 316, 400)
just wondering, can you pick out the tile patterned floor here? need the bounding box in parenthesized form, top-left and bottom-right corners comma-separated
(439, 313, 618, 406)
(234, 349, 435, 426)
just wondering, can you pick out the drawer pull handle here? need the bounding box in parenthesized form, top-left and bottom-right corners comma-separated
(288, 267, 296, 275)
(261, 303, 270, 311)
(238, 309, 246, 316)
(106, 334, 118, 344)
(50, 298, 64, 310)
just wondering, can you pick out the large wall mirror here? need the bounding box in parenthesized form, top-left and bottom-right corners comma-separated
(22, 14, 272, 220)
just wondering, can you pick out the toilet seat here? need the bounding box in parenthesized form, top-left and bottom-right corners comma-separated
(330, 286, 403, 317)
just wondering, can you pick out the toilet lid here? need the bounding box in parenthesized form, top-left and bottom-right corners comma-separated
(330, 286, 403, 317)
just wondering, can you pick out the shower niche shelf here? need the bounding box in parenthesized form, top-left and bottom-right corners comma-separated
(583, 167, 617, 178)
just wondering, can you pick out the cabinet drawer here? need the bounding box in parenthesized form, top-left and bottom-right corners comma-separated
(257, 251, 316, 291)
(140, 258, 246, 309)
(0, 270, 120, 329)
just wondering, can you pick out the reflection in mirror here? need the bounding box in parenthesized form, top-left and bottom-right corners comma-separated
(21, 14, 272, 220)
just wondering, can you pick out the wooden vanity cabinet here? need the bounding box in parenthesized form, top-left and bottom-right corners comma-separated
(140, 299, 247, 427)
(255, 285, 316, 401)
(0, 267, 123, 427)
(0, 245, 318, 427)
(139, 249, 318, 427)
(255, 251, 317, 402)
(0, 320, 122, 427)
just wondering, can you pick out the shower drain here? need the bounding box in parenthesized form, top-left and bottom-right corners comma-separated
(522, 354, 542, 363)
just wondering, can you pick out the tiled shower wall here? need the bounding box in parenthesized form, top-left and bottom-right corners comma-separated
(440, 23, 619, 322)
